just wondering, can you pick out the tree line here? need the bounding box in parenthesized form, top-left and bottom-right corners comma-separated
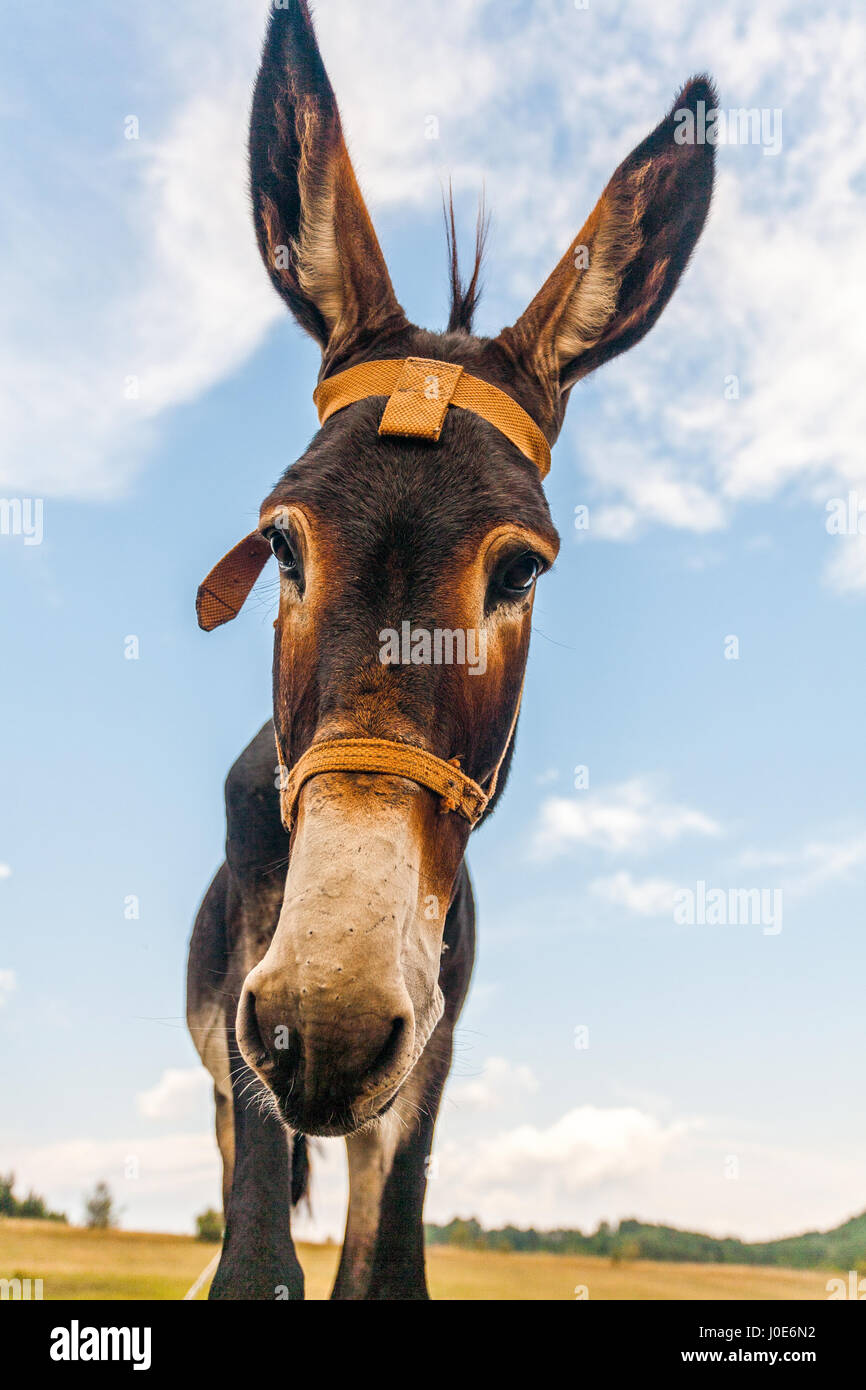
(425, 1211, 866, 1269)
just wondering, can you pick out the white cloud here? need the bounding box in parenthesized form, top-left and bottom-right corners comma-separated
(591, 506, 641, 541)
(4, 0, 864, 602)
(532, 778, 721, 860)
(571, 4, 866, 584)
(740, 830, 866, 898)
(591, 871, 679, 917)
(589, 823, 866, 919)
(0, 863, 10, 879)
(341, 0, 866, 587)
(449, 1056, 539, 1112)
(279, 1093, 866, 1244)
(3, 1132, 220, 1209)
(0, 969, 17, 1007)
(285, 1097, 866, 1243)
(326, 0, 866, 589)
(427, 1113, 866, 1241)
(137, 1067, 211, 1121)
(1, 1125, 339, 1239)
(0, 1, 280, 498)
(794, 834, 866, 892)
(464, 1107, 686, 1187)
(586, 465, 728, 541)
(427, 1105, 694, 1230)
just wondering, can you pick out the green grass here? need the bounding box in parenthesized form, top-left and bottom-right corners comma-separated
(0, 1218, 837, 1300)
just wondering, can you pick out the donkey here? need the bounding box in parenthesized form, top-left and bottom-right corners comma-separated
(187, 0, 715, 1300)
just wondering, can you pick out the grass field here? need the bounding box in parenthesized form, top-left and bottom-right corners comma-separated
(0, 1218, 834, 1301)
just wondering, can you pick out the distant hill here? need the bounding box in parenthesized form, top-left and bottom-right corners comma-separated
(425, 1210, 866, 1269)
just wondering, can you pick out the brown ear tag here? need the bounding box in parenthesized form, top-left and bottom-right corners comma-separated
(196, 531, 272, 631)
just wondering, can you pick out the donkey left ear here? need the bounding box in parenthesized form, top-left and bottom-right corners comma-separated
(249, 2, 408, 371)
(490, 76, 716, 419)
(196, 532, 272, 632)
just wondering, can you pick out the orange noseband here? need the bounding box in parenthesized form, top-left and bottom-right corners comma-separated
(279, 737, 490, 830)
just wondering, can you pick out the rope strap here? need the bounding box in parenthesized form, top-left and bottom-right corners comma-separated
(313, 357, 551, 479)
(280, 737, 490, 830)
(279, 681, 524, 832)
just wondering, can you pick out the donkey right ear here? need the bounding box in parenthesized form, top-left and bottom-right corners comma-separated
(488, 76, 716, 424)
(196, 532, 272, 632)
(249, 2, 408, 369)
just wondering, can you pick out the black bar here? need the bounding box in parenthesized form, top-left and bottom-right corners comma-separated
(2, 1297, 861, 1375)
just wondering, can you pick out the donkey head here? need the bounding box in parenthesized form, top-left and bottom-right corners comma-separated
(199, 1, 715, 1136)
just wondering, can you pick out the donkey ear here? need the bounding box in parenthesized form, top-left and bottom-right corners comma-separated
(249, 2, 408, 365)
(196, 532, 272, 632)
(491, 77, 716, 415)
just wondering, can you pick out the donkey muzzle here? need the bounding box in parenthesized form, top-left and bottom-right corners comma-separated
(235, 769, 452, 1135)
(237, 966, 416, 1135)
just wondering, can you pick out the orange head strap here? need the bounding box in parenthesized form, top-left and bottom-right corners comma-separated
(196, 356, 550, 633)
(314, 356, 551, 477)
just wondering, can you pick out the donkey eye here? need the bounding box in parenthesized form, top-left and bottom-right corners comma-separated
(497, 551, 543, 597)
(269, 530, 302, 582)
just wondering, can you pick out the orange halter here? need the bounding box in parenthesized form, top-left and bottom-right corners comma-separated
(197, 356, 544, 827)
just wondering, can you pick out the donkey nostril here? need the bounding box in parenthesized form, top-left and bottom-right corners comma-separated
(362, 1016, 407, 1089)
(238, 987, 269, 1067)
(274, 1026, 303, 1076)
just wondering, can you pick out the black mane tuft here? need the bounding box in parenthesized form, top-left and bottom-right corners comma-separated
(444, 186, 489, 334)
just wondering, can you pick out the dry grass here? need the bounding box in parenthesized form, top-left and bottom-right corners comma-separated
(0, 1218, 833, 1301)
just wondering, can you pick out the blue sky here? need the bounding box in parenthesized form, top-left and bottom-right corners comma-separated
(2, 0, 865, 1243)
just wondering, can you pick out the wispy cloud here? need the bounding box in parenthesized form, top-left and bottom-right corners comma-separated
(0, 2, 279, 498)
(570, 5, 866, 588)
(532, 778, 721, 860)
(0, 969, 17, 1008)
(427, 1112, 866, 1240)
(590, 871, 680, 917)
(8, 0, 865, 569)
(3, 1133, 219, 1206)
(331, 0, 866, 593)
(449, 1056, 539, 1113)
(137, 1067, 211, 1122)
(428, 1105, 695, 1229)
(740, 830, 866, 898)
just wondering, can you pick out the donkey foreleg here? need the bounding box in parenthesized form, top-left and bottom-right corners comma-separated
(330, 1025, 453, 1300)
(209, 1025, 305, 1301)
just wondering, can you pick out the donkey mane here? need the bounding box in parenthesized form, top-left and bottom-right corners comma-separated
(443, 188, 490, 334)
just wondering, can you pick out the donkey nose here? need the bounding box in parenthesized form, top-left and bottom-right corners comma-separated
(236, 971, 416, 1129)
